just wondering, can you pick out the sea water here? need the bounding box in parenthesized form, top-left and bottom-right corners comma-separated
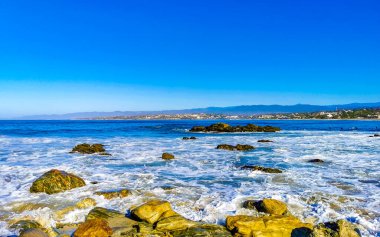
(0, 120, 379, 236)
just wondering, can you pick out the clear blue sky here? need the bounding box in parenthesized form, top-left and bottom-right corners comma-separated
(0, 0, 379, 117)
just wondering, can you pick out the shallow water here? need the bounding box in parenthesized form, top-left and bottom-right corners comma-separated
(0, 120, 379, 236)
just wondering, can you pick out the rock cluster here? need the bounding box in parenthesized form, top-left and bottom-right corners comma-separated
(70, 143, 111, 155)
(190, 123, 281, 133)
(183, 136, 197, 140)
(241, 165, 283, 173)
(216, 144, 255, 151)
(30, 169, 86, 194)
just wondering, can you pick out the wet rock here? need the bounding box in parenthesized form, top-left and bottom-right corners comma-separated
(258, 139, 273, 143)
(183, 136, 197, 140)
(155, 215, 197, 232)
(95, 189, 131, 199)
(172, 224, 232, 237)
(308, 159, 324, 163)
(19, 228, 49, 237)
(30, 169, 86, 194)
(374, 134, 379, 137)
(216, 144, 255, 151)
(241, 165, 282, 173)
(311, 219, 361, 237)
(243, 199, 288, 215)
(86, 207, 137, 231)
(87, 207, 124, 220)
(226, 215, 312, 237)
(56, 198, 96, 219)
(190, 123, 281, 133)
(73, 219, 112, 237)
(70, 143, 110, 155)
(10, 220, 42, 232)
(162, 152, 175, 160)
(131, 200, 175, 224)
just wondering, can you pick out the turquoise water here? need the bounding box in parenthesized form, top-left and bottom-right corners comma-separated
(0, 120, 379, 236)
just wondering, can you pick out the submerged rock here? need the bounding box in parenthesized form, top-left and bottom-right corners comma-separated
(19, 228, 49, 237)
(258, 139, 273, 143)
(183, 136, 197, 140)
(70, 143, 110, 155)
(217, 144, 255, 151)
(308, 159, 324, 163)
(162, 152, 175, 160)
(241, 165, 282, 173)
(190, 123, 281, 133)
(73, 219, 112, 237)
(56, 198, 96, 219)
(30, 169, 86, 194)
(131, 200, 175, 224)
(311, 219, 360, 237)
(243, 199, 288, 215)
(226, 215, 312, 237)
(95, 189, 131, 199)
(10, 220, 42, 233)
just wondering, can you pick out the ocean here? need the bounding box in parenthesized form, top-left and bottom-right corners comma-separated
(0, 120, 379, 236)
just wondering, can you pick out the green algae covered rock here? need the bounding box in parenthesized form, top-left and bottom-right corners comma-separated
(10, 220, 43, 232)
(216, 144, 255, 151)
(19, 228, 49, 237)
(30, 169, 86, 194)
(311, 219, 361, 237)
(243, 199, 288, 215)
(70, 143, 110, 155)
(190, 123, 281, 133)
(241, 165, 283, 173)
(171, 224, 232, 237)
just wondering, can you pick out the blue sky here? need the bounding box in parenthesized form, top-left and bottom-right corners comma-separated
(0, 0, 379, 117)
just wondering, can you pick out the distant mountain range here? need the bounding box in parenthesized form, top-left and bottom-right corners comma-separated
(15, 102, 380, 120)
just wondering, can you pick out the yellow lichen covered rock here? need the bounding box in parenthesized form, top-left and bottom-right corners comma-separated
(257, 198, 288, 215)
(73, 219, 112, 237)
(131, 200, 175, 224)
(30, 169, 86, 194)
(226, 215, 312, 237)
(155, 215, 197, 232)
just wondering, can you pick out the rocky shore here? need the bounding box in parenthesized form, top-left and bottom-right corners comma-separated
(189, 123, 281, 133)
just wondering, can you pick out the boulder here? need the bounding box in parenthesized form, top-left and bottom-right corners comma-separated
(217, 144, 255, 151)
(95, 189, 131, 199)
(308, 159, 324, 163)
(155, 215, 197, 232)
(162, 152, 175, 160)
(244, 199, 288, 215)
(171, 224, 232, 237)
(30, 169, 86, 194)
(374, 134, 379, 137)
(258, 139, 273, 143)
(183, 137, 197, 140)
(19, 228, 49, 237)
(226, 215, 312, 237)
(241, 165, 282, 173)
(131, 200, 175, 224)
(73, 219, 112, 237)
(70, 143, 110, 155)
(311, 219, 360, 237)
(190, 123, 281, 133)
(86, 207, 137, 230)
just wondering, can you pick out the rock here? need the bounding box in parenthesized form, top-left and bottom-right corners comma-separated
(87, 207, 124, 221)
(162, 152, 175, 160)
(311, 219, 361, 237)
(374, 134, 380, 137)
(258, 139, 273, 143)
(73, 219, 112, 237)
(19, 228, 49, 237)
(56, 198, 96, 219)
(10, 220, 42, 232)
(131, 200, 175, 224)
(216, 144, 255, 151)
(171, 224, 232, 237)
(226, 215, 312, 237)
(95, 189, 131, 199)
(30, 169, 86, 194)
(190, 123, 281, 133)
(86, 207, 137, 230)
(70, 143, 110, 155)
(155, 215, 197, 232)
(258, 199, 288, 215)
(241, 165, 283, 173)
(183, 137, 197, 140)
(308, 159, 324, 163)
